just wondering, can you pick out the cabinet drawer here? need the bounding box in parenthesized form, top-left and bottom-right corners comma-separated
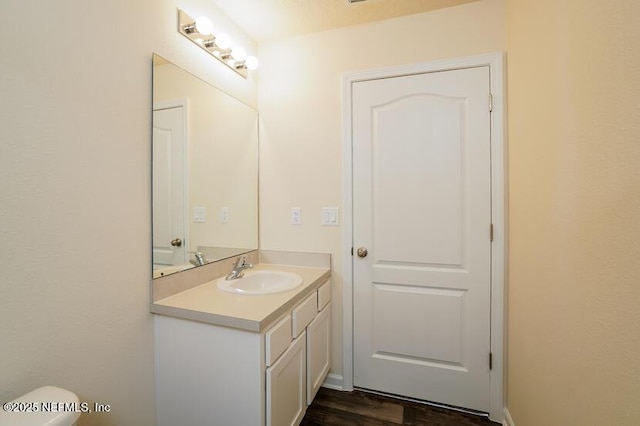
(266, 315, 292, 366)
(292, 292, 318, 338)
(317, 281, 331, 311)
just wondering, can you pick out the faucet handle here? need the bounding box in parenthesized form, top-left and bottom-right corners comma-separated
(226, 255, 253, 280)
(233, 256, 243, 267)
(189, 251, 207, 266)
(233, 255, 253, 270)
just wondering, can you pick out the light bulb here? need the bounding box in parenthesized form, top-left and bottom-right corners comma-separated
(231, 47, 247, 62)
(215, 33, 231, 50)
(194, 17, 213, 36)
(245, 56, 259, 70)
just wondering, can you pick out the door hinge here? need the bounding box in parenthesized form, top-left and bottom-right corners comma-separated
(489, 352, 493, 370)
(490, 224, 494, 242)
(488, 93, 493, 112)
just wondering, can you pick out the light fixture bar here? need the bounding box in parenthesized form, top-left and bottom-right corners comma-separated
(177, 9, 257, 78)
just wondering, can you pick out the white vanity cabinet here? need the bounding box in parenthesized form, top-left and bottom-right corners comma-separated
(155, 279, 331, 426)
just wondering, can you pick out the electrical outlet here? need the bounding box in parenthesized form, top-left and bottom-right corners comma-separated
(220, 207, 229, 223)
(291, 208, 302, 225)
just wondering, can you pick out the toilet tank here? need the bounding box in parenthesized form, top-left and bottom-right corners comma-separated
(0, 386, 81, 426)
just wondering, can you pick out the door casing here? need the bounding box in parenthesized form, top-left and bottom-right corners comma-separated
(341, 52, 506, 423)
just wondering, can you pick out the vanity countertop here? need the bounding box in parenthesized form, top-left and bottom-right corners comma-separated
(151, 263, 330, 333)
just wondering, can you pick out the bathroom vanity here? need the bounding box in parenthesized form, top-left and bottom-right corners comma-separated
(152, 254, 331, 426)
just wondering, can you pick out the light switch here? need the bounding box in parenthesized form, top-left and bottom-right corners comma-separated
(291, 208, 302, 225)
(220, 207, 229, 224)
(321, 207, 339, 226)
(193, 206, 206, 223)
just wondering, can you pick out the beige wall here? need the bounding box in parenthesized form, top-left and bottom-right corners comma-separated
(506, 0, 640, 424)
(0, 0, 256, 424)
(257, 0, 506, 377)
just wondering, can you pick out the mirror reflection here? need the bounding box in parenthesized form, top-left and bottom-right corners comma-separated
(152, 54, 258, 278)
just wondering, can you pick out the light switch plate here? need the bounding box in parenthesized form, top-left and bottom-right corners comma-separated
(193, 206, 206, 223)
(321, 207, 339, 226)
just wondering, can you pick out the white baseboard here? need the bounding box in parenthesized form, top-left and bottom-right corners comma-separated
(503, 407, 515, 426)
(321, 373, 344, 390)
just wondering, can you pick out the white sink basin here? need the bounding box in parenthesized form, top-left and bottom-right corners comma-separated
(217, 270, 303, 295)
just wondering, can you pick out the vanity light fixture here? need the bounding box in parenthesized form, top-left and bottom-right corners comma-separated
(177, 9, 259, 78)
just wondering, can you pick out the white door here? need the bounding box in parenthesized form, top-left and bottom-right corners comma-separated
(153, 106, 187, 266)
(352, 66, 492, 411)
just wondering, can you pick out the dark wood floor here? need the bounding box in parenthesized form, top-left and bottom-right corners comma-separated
(301, 388, 500, 426)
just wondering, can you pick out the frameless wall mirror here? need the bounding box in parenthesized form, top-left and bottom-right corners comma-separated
(152, 53, 258, 279)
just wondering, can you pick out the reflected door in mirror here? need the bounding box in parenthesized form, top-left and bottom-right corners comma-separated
(153, 104, 187, 266)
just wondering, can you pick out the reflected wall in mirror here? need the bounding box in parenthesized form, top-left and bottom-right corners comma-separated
(152, 54, 258, 279)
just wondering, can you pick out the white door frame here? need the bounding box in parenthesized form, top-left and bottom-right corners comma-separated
(341, 52, 506, 422)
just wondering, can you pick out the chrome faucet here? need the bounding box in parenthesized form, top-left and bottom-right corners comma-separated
(189, 251, 207, 266)
(226, 255, 252, 280)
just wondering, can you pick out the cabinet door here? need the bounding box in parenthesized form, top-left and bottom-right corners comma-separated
(267, 331, 307, 426)
(307, 303, 331, 404)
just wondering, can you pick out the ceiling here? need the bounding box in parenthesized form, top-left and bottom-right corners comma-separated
(210, 0, 478, 42)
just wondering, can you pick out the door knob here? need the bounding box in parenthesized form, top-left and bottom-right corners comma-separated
(171, 238, 183, 247)
(356, 247, 368, 258)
